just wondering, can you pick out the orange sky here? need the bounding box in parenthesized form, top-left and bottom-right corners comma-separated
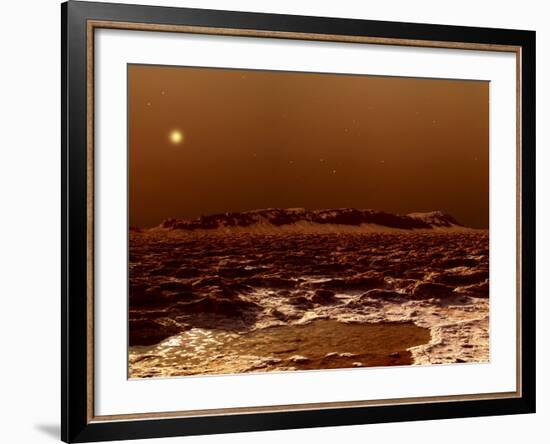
(128, 64, 488, 228)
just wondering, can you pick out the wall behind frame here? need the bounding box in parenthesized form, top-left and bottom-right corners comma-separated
(0, 0, 547, 443)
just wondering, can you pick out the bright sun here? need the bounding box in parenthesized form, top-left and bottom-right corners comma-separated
(169, 129, 184, 145)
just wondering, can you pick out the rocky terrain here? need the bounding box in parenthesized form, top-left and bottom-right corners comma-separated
(128, 209, 489, 378)
(158, 208, 463, 232)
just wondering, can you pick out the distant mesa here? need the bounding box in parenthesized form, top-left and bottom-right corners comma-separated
(154, 208, 468, 233)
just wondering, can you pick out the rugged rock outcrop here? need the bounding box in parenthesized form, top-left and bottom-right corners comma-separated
(159, 208, 465, 232)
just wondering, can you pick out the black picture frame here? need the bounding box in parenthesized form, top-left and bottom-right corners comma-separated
(62, 1, 536, 442)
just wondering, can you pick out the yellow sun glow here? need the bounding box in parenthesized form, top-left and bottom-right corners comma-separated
(169, 129, 184, 145)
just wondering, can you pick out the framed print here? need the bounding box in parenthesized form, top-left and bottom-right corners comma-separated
(61, 1, 536, 442)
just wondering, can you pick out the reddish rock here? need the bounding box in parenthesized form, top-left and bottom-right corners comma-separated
(157, 208, 461, 231)
(287, 295, 314, 308)
(129, 285, 174, 307)
(243, 276, 296, 289)
(433, 268, 488, 286)
(360, 289, 404, 301)
(177, 295, 258, 317)
(457, 279, 489, 298)
(159, 280, 192, 293)
(411, 282, 456, 300)
(129, 318, 182, 346)
(174, 267, 201, 278)
(310, 289, 337, 304)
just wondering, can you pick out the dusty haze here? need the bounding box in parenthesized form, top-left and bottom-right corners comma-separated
(128, 65, 489, 228)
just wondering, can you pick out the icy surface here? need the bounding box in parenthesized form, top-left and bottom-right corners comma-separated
(128, 223, 489, 378)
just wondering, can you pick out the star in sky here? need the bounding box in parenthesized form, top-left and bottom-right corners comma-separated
(169, 129, 184, 145)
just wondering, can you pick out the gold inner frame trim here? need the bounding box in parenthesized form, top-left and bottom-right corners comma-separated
(86, 19, 523, 423)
